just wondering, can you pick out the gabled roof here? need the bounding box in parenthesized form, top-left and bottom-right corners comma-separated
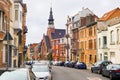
(44, 36, 51, 49)
(51, 29, 66, 39)
(99, 7, 120, 21)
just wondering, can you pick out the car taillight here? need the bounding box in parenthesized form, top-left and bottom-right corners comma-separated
(114, 70, 120, 72)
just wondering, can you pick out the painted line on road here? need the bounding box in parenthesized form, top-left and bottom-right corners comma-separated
(87, 77, 102, 80)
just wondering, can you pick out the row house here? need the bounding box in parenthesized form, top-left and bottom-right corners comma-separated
(65, 17, 73, 61)
(51, 29, 66, 61)
(38, 8, 66, 61)
(34, 42, 41, 60)
(0, 0, 27, 68)
(14, 0, 28, 67)
(59, 37, 66, 61)
(0, 0, 13, 68)
(79, 22, 97, 66)
(40, 35, 51, 60)
(27, 43, 38, 60)
(66, 8, 98, 66)
(97, 7, 120, 64)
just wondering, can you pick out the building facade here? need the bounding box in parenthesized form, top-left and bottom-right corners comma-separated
(97, 8, 120, 64)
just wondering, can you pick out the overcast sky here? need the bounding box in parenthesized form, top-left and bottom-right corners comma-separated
(23, 0, 120, 45)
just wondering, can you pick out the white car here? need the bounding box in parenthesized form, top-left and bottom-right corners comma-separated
(0, 68, 35, 80)
(32, 65, 52, 80)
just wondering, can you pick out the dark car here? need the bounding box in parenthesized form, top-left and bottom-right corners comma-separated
(74, 62, 87, 69)
(102, 64, 120, 80)
(68, 61, 77, 68)
(91, 61, 112, 74)
(58, 61, 65, 66)
(64, 61, 70, 67)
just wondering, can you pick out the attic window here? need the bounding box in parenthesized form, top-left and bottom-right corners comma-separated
(59, 33, 61, 35)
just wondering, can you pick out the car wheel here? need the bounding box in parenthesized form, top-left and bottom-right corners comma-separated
(102, 72, 104, 76)
(91, 69, 93, 73)
(110, 74, 114, 80)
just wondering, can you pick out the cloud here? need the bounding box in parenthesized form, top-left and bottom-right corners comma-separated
(23, 0, 120, 45)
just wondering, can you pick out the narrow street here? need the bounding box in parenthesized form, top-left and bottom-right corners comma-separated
(52, 66, 109, 80)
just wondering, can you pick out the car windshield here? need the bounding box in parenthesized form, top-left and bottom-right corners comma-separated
(0, 69, 29, 80)
(32, 65, 49, 72)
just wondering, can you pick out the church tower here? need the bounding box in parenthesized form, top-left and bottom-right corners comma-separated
(48, 7, 54, 27)
(47, 7, 55, 36)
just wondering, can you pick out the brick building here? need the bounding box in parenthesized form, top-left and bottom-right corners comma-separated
(40, 8, 66, 61)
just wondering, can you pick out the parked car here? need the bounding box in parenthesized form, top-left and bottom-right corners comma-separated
(74, 62, 87, 69)
(68, 61, 77, 68)
(102, 64, 120, 80)
(0, 68, 35, 80)
(58, 61, 65, 66)
(91, 61, 112, 74)
(52, 61, 59, 66)
(32, 65, 52, 80)
(64, 61, 70, 67)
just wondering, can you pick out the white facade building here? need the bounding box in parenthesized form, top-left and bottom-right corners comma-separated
(107, 18, 120, 64)
(97, 8, 120, 64)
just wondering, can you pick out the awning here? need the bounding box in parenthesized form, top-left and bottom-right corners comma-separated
(3, 32, 13, 40)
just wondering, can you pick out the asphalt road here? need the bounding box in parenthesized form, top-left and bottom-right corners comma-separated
(52, 66, 109, 80)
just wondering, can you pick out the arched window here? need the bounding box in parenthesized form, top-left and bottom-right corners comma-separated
(110, 30, 115, 44)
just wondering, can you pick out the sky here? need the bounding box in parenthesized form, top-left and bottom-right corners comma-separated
(23, 0, 120, 45)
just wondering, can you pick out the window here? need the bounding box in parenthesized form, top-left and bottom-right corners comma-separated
(2, 45, 6, 63)
(89, 27, 92, 36)
(89, 40, 92, 49)
(99, 38, 101, 48)
(110, 30, 115, 44)
(94, 39, 96, 49)
(62, 38, 64, 43)
(15, 10, 18, 20)
(104, 53, 108, 61)
(117, 29, 120, 43)
(103, 36, 107, 48)
(20, 11, 22, 22)
(89, 55, 92, 63)
(100, 54, 102, 61)
(94, 26, 96, 36)
(0, 11, 6, 31)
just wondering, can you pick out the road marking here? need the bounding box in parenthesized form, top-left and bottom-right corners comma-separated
(87, 77, 102, 80)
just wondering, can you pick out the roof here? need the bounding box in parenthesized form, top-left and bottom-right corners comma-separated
(99, 7, 120, 21)
(44, 36, 51, 49)
(51, 29, 66, 39)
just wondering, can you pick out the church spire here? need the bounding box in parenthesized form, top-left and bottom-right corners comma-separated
(48, 7, 54, 25)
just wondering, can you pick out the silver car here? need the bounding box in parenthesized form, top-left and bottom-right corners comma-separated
(32, 65, 52, 80)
